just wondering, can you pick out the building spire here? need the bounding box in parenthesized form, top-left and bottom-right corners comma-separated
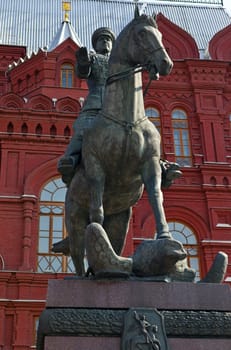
(62, 1, 71, 22)
(48, 1, 82, 52)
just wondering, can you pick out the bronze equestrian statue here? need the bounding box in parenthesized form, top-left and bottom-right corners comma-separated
(63, 8, 175, 275)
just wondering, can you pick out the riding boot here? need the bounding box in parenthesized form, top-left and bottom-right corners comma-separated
(57, 154, 80, 186)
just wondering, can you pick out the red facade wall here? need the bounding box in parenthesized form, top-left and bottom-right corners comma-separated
(0, 17, 231, 349)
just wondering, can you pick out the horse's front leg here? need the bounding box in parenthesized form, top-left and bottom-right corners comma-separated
(65, 192, 87, 276)
(85, 159, 105, 225)
(89, 176, 104, 224)
(141, 156, 172, 239)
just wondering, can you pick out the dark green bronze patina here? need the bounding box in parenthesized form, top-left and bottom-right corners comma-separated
(64, 9, 174, 276)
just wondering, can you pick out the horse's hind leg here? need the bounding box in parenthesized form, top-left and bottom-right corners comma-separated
(103, 208, 132, 255)
(142, 156, 171, 239)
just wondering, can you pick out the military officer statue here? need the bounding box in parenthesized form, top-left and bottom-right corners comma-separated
(58, 27, 115, 185)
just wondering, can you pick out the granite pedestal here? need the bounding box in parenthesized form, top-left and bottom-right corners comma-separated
(37, 279, 231, 350)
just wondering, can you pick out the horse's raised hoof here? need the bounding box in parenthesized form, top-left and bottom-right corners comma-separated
(161, 160, 182, 188)
(85, 223, 132, 278)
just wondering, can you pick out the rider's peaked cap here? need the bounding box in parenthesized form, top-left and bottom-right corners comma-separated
(92, 27, 115, 50)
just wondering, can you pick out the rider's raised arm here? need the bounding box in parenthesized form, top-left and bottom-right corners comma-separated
(75, 47, 92, 78)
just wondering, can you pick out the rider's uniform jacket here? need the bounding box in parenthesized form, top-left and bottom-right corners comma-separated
(76, 52, 109, 115)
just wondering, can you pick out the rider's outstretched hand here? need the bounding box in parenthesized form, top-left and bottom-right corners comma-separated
(76, 47, 90, 66)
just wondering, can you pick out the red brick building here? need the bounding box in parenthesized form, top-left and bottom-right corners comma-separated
(0, 1, 231, 348)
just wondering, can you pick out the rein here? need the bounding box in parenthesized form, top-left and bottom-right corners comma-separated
(101, 111, 148, 134)
(106, 64, 146, 86)
(106, 64, 152, 98)
(103, 43, 165, 128)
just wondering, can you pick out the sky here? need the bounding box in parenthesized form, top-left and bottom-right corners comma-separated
(223, 0, 231, 15)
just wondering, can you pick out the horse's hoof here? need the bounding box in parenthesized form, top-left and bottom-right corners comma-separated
(85, 223, 132, 278)
(161, 160, 182, 188)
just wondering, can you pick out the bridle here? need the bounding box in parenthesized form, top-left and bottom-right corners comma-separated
(106, 46, 165, 96)
(102, 33, 166, 131)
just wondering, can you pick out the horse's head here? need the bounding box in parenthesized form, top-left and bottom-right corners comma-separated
(133, 8, 173, 78)
(112, 7, 173, 80)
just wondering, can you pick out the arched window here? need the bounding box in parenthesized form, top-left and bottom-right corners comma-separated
(145, 107, 161, 134)
(171, 109, 192, 166)
(21, 123, 28, 135)
(50, 124, 57, 137)
(35, 123, 42, 136)
(37, 178, 74, 273)
(7, 122, 14, 134)
(168, 221, 200, 281)
(61, 63, 74, 88)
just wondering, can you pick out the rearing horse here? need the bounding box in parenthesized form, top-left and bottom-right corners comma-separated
(65, 10, 173, 275)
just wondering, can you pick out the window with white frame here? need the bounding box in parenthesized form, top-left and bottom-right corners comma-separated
(171, 109, 192, 166)
(37, 178, 74, 273)
(61, 63, 74, 88)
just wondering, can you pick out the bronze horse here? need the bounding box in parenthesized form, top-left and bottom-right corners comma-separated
(65, 9, 173, 275)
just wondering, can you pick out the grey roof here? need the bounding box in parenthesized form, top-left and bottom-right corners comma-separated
(0, 0, 230, 55)
(48, 20, 82, 51)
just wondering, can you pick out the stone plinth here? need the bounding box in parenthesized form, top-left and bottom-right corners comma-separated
(37, 279, 231, 350)
(44, 337, 231, 350)
(46, 279, 231, 310)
